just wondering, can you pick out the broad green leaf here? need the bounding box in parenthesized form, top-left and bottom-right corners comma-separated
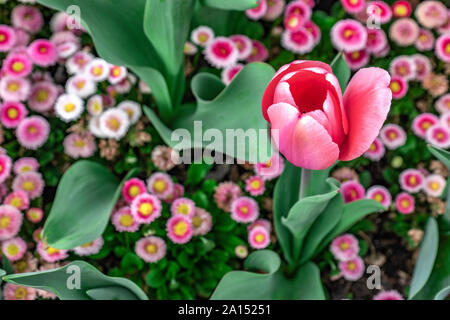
(43, 161, 136, 249)
(0, 269, 5, 285)
(305, 164, 337, 197)
(244, 250, 281, 273)
(409, 217, 439, 299)
(282, 190, 339, 261)
(3, 261, 148, 300)
(2, 255, 14, 275)
(186, 161, 214, 186)
(203, 0, 257, 10)
(330, 52, 350, 93)
(146, 269, 166, 288)
(273, 161, 301, 265)
(427, 145, 450, 169)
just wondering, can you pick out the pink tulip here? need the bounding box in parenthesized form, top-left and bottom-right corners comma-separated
(262, 60, 392, 170)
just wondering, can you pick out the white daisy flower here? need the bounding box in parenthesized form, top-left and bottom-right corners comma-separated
(55, 93, 84, 122)
(99, 108, 130, 140)
(84, 58, 110, 82)
(86, 95, 103, 116)
(66, 74, 97, 98)
(117, 100, 141, 125)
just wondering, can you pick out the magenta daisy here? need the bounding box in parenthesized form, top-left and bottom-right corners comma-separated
(246, 40, 268, 63)
(341, 180, 365, 203)
(392, 1, 411, 18)
(435, 94, 450, 114)
(37, 241, 68, 263)
(214, 181, 242, 212)
(147, 172, 174, 199)
(229, 35, 252, 60)
(27, 39, 57, 67)
(440, 113, 450, 132)
(424, 174, 446, 198)
(254, 153, 284, 180)
(304, 20, 321, 45)
(0, 205, 22, 240)
(389, 56, 415, 81)
(415, 28, 435, 52)
(63, 133, 96, 159)
(284, 0, 312, 20)
(372, 44, 390, 58)
(281, 28, 314, 54)
(192, 207, 213, 236)
(344, 50, 370, 70)
(245, 176, 265, 196)
(3, 283, 36, 300)
(330, 234, 359, 261)
(0, 76, 31, 101)
(191, 26, 214, 47)
(389, 18, 419, 47)
(366, 185, 391, 208)
(412, 54, 432, 81)
(16, 116, 50, 150)
(363, 137, 385, 161)
(0, 154, 12, 184)
(108, 65, 127, 85)
(373, 290, 404, 300)
(221, 64, 243, 85)
(73, 237, 104, 256)
(135, 236, 166, 263)
(331, 19, 367, 52)
(415, 1, 448, 29)
(171, 197, 196, 218)
(3, 52, 32, 78)
(248, 225, 270, 249)
(230, 196, 259, 223)
(2, 237, 26, 262)
(167, 215, 193, 244)
(246, 0, 268, 20)
(11, 5, 43, 34)
(163, 183, 185, 204)
(367, 1, 392, 24)
(395, 192, 414, 214)
(412, 113, 439, 138)
(112, 206, 140, 232)
(0, 101, 27, 128)
(13, 157, 39, 175)
(248, 219, 271, 234)
(426, 124, 450, 149)
(122, 177, 146, 204)
(0, 25, 17, 52)
(26, 207, 44, 224)
(263, 0, 285, 21)
(366, 28, 387, 54)
(204, 37, 239, 69)
(389, 76, 408, 100)
(4, 190, 30, 211)
(28, 81, 59, 113)
(340, 0, 365, 14)
(380, 124, 406, 150)
(339, 256, 365, 281)
(85, 58, 110, 82)
(435, 34, 450, 63)
(131, 193, 162, 224)
(66, 51, 93, 74)
(283, 13, 305, 32)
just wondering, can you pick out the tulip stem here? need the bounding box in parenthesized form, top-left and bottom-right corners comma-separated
(299, 168, 312, 200)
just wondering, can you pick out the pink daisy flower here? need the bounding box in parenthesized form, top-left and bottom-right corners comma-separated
(392, 1, 411, 18)
(435, 34, 450, 63)
(184, 41, 198, 55)
(380, 124, 407, 149)
(389, 76, 408, 99)
(66, 74, 97, 98)
(4, 190, 30, 211)
(214, 181, 242, 212)
(192, 207, 213, 236)
(2, 237, 27, 261)
(424, 174, 446, 198)
(147, 172, 174, 199)
(372, 44, 390, 58)
(248, 219, 271, 233)
(0, 205, 23, 240)
(304, 20, 321, 45)
(389, 18, 419, 47)
(229, 35, 252, 60)
(32, 227, 43, 243)
(415, 1, 448, 29)
(399, 169, 424, 193)
(441, 113, 450, 131)
(3, 283, 36, 300)
(254, 153, 284, 180)
(339, 256, 365, 281)
(112, 206, 140, 232)
(163, 183, 185, 204)
(56, 41, 79, 59)
(373, 290, 404, 300)
(11, 5, 43, 34)
(204, 37, 239, 69)
(221, 64, 244, 85)
(191, 26, 214, 47)
(412, 113, 439, 138)
(27, 39, 57, 67)
(0, 25, 17, 52)
(0, 101, 27, 128)
(344, 50, 370, 70)
(435, 94, 450, 114)
(395, 192, 414, 214)
(13, 28, 30, 48)
(246, 0, 268, 20)
(263, 0, 285, 21)
(366, 28, 387, 54)
(341, 180, 365, 203)
(367, 1, 392, 24)
(170, 197, 195, 218)
(331, 19, 367, 52)
(285, 0, 312, 20)
(389, 56, 415, 81)
(26, 207, 44, 223)
(412, 54, 432, 81)
(50, 12, 71, 33)
(84, 58, 110, 82)
(13, 157, 39, 175)
(108, 65, 127, 85)
(131, 193, 162, 224)
(330, 234, 359, 261)
(246, 40, 268, 62)
(426, 124, 450, 149)
(66, 51, 93, 74)
(12, 171, 44, 200)
(2, 52, 32, 78)
(248, 225, 270, 249)
(122, 178, 146, 204)
(63, 133, 96, 159)
(135, 236, 166, 263)
(167, 215, 193, 244)
(0, 154, 12, 184)
(0, 76, 31, 101)
(230, 196, 259, 223)
(366, 185, 391, 208)
(37, 241, 68, 262)
(16, 116, 50, 150)
(73, 237, 104, 256)
(28, 81, 59, 113)
(364, 137, 385, 161)
(281, 28, 314, 54)
(340, 0, 365, 14)
(235, 245, 249, 259)
(245, 176, 265, 196)
(437, 11, 450, 34)
(415, 29, 435, 52)
(283, 13, 305, 32)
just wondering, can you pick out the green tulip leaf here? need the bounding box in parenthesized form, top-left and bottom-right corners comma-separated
(0, 269, 5, 286)
(203, 0, 258, 11)
(330, 52, 350, 93)
(3, 261, 148, 300)
(427, 145, 450, 169)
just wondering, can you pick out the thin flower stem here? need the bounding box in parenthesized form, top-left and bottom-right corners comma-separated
(299, 168, 312, 200)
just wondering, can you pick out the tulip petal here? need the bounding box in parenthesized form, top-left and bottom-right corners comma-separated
(274, 82, 296, 106)
(339, 68, 392, 161)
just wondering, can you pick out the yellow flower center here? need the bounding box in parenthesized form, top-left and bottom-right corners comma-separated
(390, 81, 401, 93)
(340, 242, 349, 250)
(255, 233, 265, 243)
(0, 216, 11, 228)
(36, 89, 48, 102)
(27, 125, 37, 134)
(250, 180, 261, 189)
(29, 210, 40, 220)
(429, 182, 440, 191)
(128, 185, 140, 197)
(288, 17, 299, 28)
(369, 143, 376, 151)
(145, 244, 157, 254)
(81, 242, 93, 248)
(112, 67, 121, 77)
(374, 193, 383, 203)
(75, 81, 85, 90)
(138, 202, 153, 216)
(107, 117, 120, 131)
(347, 262, 356, 271)
(0, 34, 5, 42)
(388, 131, 398, 140)
(409, 176, 417, 185)
(422, 121, 431, 130)
(153, 180, 166, 193)
(446, 43, 450, 54)
(92, 66, 103, 76)
(177, 203, 190, 215)
(74, 139, 85, 148)
(351, 51, 360, 59)
(394, 5, 407, 16)
(22, 181, 35, 191)
(119, 214, 133, 227)
(39, 46, 47, 53)
(349, 0, 359, 4)
(7, 244, 19, 256)
(14, 287, 27, 300)
(46, 247, 59, 255)
(64, 103, 76, 112)
(12, 61, 24, 72)
(401, 199, 410, 208)
(198, 33, 208, 43)
(240, 206, 249, 214)
(8, 82, 19, 92)
(192, 216, 202, 228)
(7, 108, 18, 119)
(173, 221, 188, 236)
(437, 132, 444, 141)
(343, 29, 354, 38)
(10, 197, 22, 208)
